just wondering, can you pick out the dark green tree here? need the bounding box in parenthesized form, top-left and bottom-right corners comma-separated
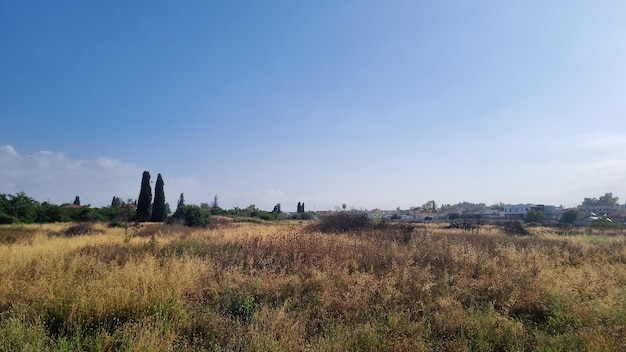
(11, 192, 39, 223)
(73, 196, 81, 206)
(422, 200, 437, 212)
(36, 203, 69, 223)
(111, 196, 122, 207)
(583, 192, 619, 207)
(171, 205, 211, 227)
(524, 209, 546, 223)
(273, 203, 281, 213)
(151, 173, 166, 222)
(136, 171, 152, 222)
(489, 202, 505, 211)
(560, 209, 579, 224)
(0, 193, 14, 224)
(176, 193, 185, 213)
(297, 202, 302, 213)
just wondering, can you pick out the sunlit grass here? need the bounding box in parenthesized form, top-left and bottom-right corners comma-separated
(1, 222, 625, 351)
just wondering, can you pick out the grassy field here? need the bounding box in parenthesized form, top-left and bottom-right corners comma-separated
(1, 221, 626, 351)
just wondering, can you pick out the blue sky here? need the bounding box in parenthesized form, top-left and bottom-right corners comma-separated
(1, 1, 626, 211)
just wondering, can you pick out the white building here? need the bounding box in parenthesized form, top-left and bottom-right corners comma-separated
(504, 204, 558, 220)
(504, 204, 534, 219)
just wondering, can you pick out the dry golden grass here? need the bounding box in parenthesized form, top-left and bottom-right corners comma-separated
(0, 222, 625, 351)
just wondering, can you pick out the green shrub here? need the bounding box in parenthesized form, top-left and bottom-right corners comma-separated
(169, 205, 211, 227)
(0, 212, 17, 224)
(589, 218, 623, 228)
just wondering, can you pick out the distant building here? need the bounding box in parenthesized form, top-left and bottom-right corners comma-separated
(504, 204, 559, 220)
(408, 207, 433, 221)
(504, 204, 533, 219)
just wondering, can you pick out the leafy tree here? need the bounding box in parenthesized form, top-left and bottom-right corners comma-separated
(439, 204, 452, 212)
(272, 203, 281, 214)
(422, 200, 437, 212)
(560, 209, 579, 224)
(297, 202, 302, 213)
(583, 192, 619, 207)
(448, 212, 462, 220)
(171, 205, 211, 227)
(8, 192, 39, 223)
(73, 196, 81, 206)
(524, 209, 546, 223)
(136, 171, 152, 222)
(299, 211, 313, 220)
(151, 173, 167, 222)
(36, 203, 69, 223)
(73, 206, 105, 222)
(0, 194, 14, 224)
(489, 202, 505, 211)
(0, 212, 15, 224)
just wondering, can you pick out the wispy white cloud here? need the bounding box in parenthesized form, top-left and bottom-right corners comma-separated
(582, 133, 626, 149)
(0, 145, 144, 206)
(583, 159, 626, 181)
(0, 145, 287, 210)
(567, 158, 626, 202)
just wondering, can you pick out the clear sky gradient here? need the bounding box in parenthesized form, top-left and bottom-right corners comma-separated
(1, 1, 625, 211)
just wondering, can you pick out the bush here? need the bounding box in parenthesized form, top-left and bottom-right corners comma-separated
(59, 223, 104, 237)
(258, 211, 278, 221)
(291, 212, 314, 220)
(560, 209, 579, 224)
(524, 209, 546, 223)
(0, 212, 17, 224)
(209, 207, 226, 215)
(499, 221, 531, 236)
(169, 205, 211, 227)
(589, 218, 623, 228)
(314, 212, 370, 233)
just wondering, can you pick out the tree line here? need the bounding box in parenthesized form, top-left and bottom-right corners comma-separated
(0, 171, 313, 226)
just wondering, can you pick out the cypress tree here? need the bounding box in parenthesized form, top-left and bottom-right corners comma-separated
(111, 196, 122, 207)
(151, 173, 166, 222)
(136, 171, 152, 222)
(175, 193, 185, 214)
(73, 196, 81, 206)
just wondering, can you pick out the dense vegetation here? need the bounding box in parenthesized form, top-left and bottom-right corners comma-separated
(1, 222, 625, 351)
(0, 192, 126, 224)
(0, 191, 290, 227)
